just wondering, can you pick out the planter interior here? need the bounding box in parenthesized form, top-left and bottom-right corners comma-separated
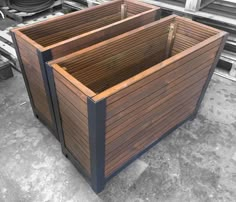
(56, 16, 219, 94)
(20, 0, 157, 48)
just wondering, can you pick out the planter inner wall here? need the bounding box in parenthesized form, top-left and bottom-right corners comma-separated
(21, 0, 154, 47)
(58, 17, 218, 94)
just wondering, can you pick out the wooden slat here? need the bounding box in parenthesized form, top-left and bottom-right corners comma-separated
(105, 72, 208, 153)
(106, 62, 212, 143)
(125, 0, 158, 10)
(54, 72, 91, 175)
(105, 47, 218, 119)
(52, 16, 174, 68)
(49, 10, 157, 58)
(58, 94, 89, 135)
(37, 13, 121, 47)
(64, 135, 90, 175)
(15, 0, 159, 49)
(125, 0, 154, 14)
(88, 49, 166, 93)
(22, 0, 122, 39)
(16, 35, 53, 125)
(55, 79, 88, 117)
(28, 81, 52, 123)
(71, 34, 168, 91)
(106, 91, 202, 164)
(105, 100, 196, 176)
(61, 113, 89, 146)
(175, 16, 220, 34)
(53, 65, 96, 97)
(172, 33, 200, 55)
(105, 55, 216, 131)
(93, 34, 222, 102)
(15, 33, 40, 55)
(57, 93, 88, 126)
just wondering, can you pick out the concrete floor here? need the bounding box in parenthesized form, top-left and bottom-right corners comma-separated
(0, 71, 236, 202)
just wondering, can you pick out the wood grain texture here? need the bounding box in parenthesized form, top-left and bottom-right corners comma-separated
(49, 9, 158, 59)
(17, 0, 159, 49)
(15, 34, 52, 125)
(53, 69, 91, 175)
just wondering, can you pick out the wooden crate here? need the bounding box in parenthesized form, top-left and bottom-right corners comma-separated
(10, 0, 160, 139)
(47, 15, 227, 192)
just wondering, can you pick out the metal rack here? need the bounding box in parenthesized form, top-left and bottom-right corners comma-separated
(143, 0, 236, 81)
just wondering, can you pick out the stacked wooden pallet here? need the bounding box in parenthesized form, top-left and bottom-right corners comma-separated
(143, 0, 236, 81)
(195, 0, 236, 81)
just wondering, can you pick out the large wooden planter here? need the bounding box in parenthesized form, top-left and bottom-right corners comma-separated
(47, 15, 227, 192)
(11, 0, 160, 139)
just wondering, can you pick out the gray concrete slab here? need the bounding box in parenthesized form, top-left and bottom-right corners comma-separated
(0, 71, 235, 202)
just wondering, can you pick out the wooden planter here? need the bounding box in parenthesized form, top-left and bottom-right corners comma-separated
(11, 0, 160, 139)
(47, 15, 227, 192)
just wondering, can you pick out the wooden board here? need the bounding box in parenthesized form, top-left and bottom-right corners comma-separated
(53, 68, 91, 175)
(15, 34, 53, 126)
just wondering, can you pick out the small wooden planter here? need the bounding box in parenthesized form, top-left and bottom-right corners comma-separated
(11, 0, 160, 139)
(47, 15, 227, 192)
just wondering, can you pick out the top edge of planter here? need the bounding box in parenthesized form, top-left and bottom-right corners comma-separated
(10, 0, 160, 51)
(49, 15, 228, 102)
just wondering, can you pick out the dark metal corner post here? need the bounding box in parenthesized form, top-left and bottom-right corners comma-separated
(45, 62, 65, 146)
(155, 9, 161, 20)
(38, 50, 59, 140)
(88, 97, 106, 193)
(10, 31, 37, 117)
(193, 33, 229, 117)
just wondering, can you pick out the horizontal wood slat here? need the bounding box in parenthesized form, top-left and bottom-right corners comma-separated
(15, 35, 53, 125)
(49, 10, 157, 58)
(19, 0, 158, 49)
(88, 49, 166, 93)
(60, 18, 173, 70)
(37, 13, 121, 47)
(105, 99, 197, 176)
(54, 69, 91, 175)
(55, 80, 88, 117)
(105, 75, 208, 157)
(100, 37, 221, 104)
(64, 134, 91, 175)
(22, 0, 123, 41)
(105, 47, 218, 120)
(105, 56, 216, 133)
(105, 64, 212, 154)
